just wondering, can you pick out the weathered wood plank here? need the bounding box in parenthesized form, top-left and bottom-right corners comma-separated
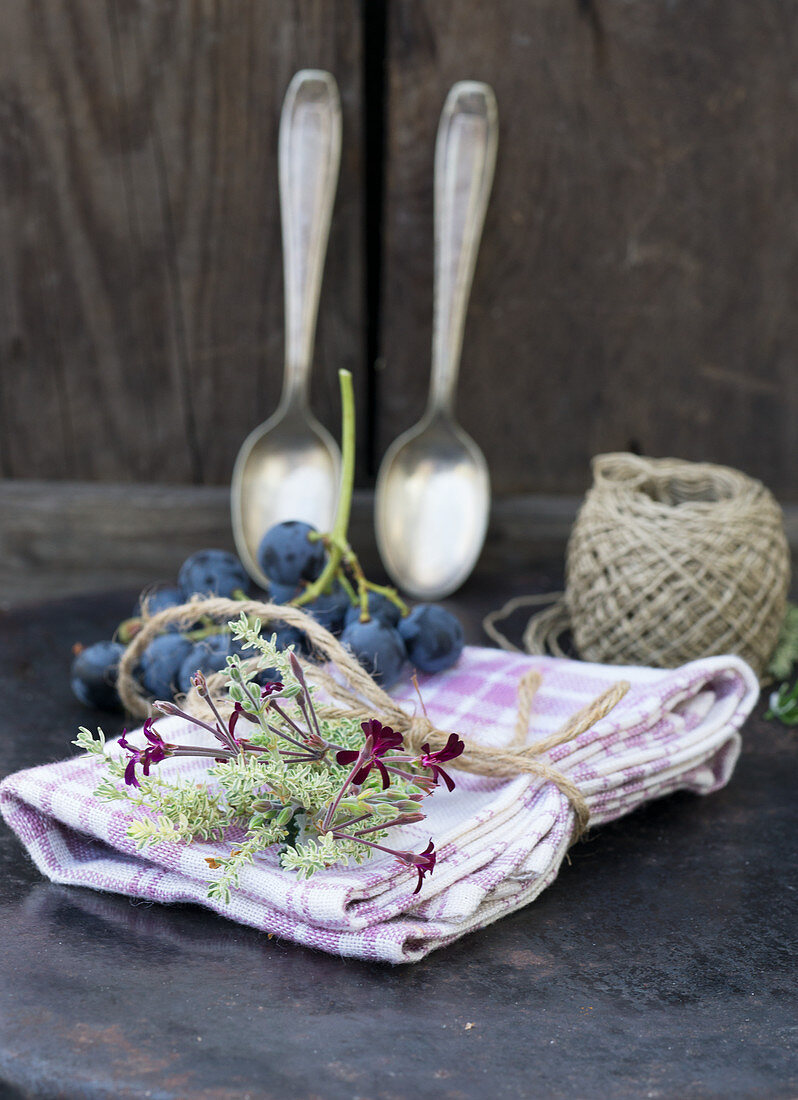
(0, 479, 375, 605)
(0, 0, 364, 484)
(0, 479, 576, 605)
(380, 0, 798, 499)
(3, 479, 797, 608)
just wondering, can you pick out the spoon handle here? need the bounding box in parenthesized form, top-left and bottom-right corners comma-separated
(429, 81, 498, 416)
(279, 70, 342, 405)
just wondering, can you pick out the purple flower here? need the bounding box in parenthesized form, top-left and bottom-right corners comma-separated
(141, 719, 170, 763)
(260, 681, 284, 700)
(119, 719, 171, 787)
(117, 731, 141, 787)
(418, 733, 464, 792)
(362, 718, 404, 755)
(336, 720, 403, 789)
(228, 704, 257, 742)
(328, 830, 437, 894)
(232, 701, 259, 722)
(400, 839, 436, 894)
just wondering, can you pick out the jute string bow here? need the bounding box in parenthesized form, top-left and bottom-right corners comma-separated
(117, 598, 630, 838)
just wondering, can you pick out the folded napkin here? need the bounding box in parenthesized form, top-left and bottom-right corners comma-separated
(0, 647, 758, 964)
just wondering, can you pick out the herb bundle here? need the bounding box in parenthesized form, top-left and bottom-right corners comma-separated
(75, 613, 464, 903)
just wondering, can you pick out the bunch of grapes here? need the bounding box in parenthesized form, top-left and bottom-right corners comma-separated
(71, 539, 464, 714)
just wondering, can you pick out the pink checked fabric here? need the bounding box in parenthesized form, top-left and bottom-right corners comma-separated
(0, 647, 757, 964)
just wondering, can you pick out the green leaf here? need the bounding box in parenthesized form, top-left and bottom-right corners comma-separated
(765, 680, 798, 725)
(768, 603, 798, 682)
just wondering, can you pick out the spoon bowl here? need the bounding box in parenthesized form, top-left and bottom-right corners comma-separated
(376, 411, 489, 599)
(375, 81, 498, 600)
(231, 70, 342, 588)
(232, 406, 340, 587)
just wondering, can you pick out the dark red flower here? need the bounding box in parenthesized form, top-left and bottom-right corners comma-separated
(260, 680, 284, 700)
(232, 702, 259, 727)
(118, 731, 141, 787)
(418, 733, 464, 792)
(335, 720, 404, 789)
(403, 839, 436, 893)
(119, 720, 171, 787)
(361, 719, 404, 755)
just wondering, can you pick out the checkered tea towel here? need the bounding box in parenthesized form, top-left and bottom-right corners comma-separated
(0, 647, 758, 963)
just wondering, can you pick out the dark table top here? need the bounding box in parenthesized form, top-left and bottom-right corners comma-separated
(0, 580, 796, 1099)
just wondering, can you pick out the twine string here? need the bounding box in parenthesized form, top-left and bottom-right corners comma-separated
(117, 597, 631, 838)
(482, 593, 572, 658)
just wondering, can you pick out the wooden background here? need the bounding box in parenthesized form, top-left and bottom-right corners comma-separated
(0, 0, 364, 484)
(379, 0, 798, 497)
(2, 0, 798, 500)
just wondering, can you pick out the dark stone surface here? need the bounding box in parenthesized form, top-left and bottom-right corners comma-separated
(0, 584, 795, 1099)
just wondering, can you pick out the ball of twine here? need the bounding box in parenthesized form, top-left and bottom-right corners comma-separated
(486, 454, 790, 681)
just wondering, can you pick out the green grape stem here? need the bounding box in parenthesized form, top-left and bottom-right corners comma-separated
(343, 545, 408, 620)
(337, 570, 358, 605)
(292, 370, 408, 620)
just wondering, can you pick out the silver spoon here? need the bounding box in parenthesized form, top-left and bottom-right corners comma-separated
(375, 81, 498, 600)
(232, 70, 342, 588)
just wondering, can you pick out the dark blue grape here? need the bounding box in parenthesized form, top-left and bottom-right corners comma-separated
(269, 581, 301, 604)
(272, 623, 305, 652)
(257, 522, 325, 586)
(178, 549, 249, 599)
(270, 623, 311, 656)
(225, 635, 251, 660)
(135, 585, 184, 618)
(344, 591, 402, 630)
(71, 641, 126, 712)
(181, 634, 274, 693)
(226, 626, 291, 686)
(177, 635, 231, 694)
(265, 573, 331, 644)
(251, 665, 281, 689)
(398, 604, 464, 674)
(139, 634, 194, 699)
(305, 582, 351, 636)
(340, 619, 407, 688)
(230, 623, 309, 662)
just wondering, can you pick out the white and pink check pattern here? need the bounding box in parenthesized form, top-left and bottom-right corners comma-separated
(0, 647, 758, 963)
